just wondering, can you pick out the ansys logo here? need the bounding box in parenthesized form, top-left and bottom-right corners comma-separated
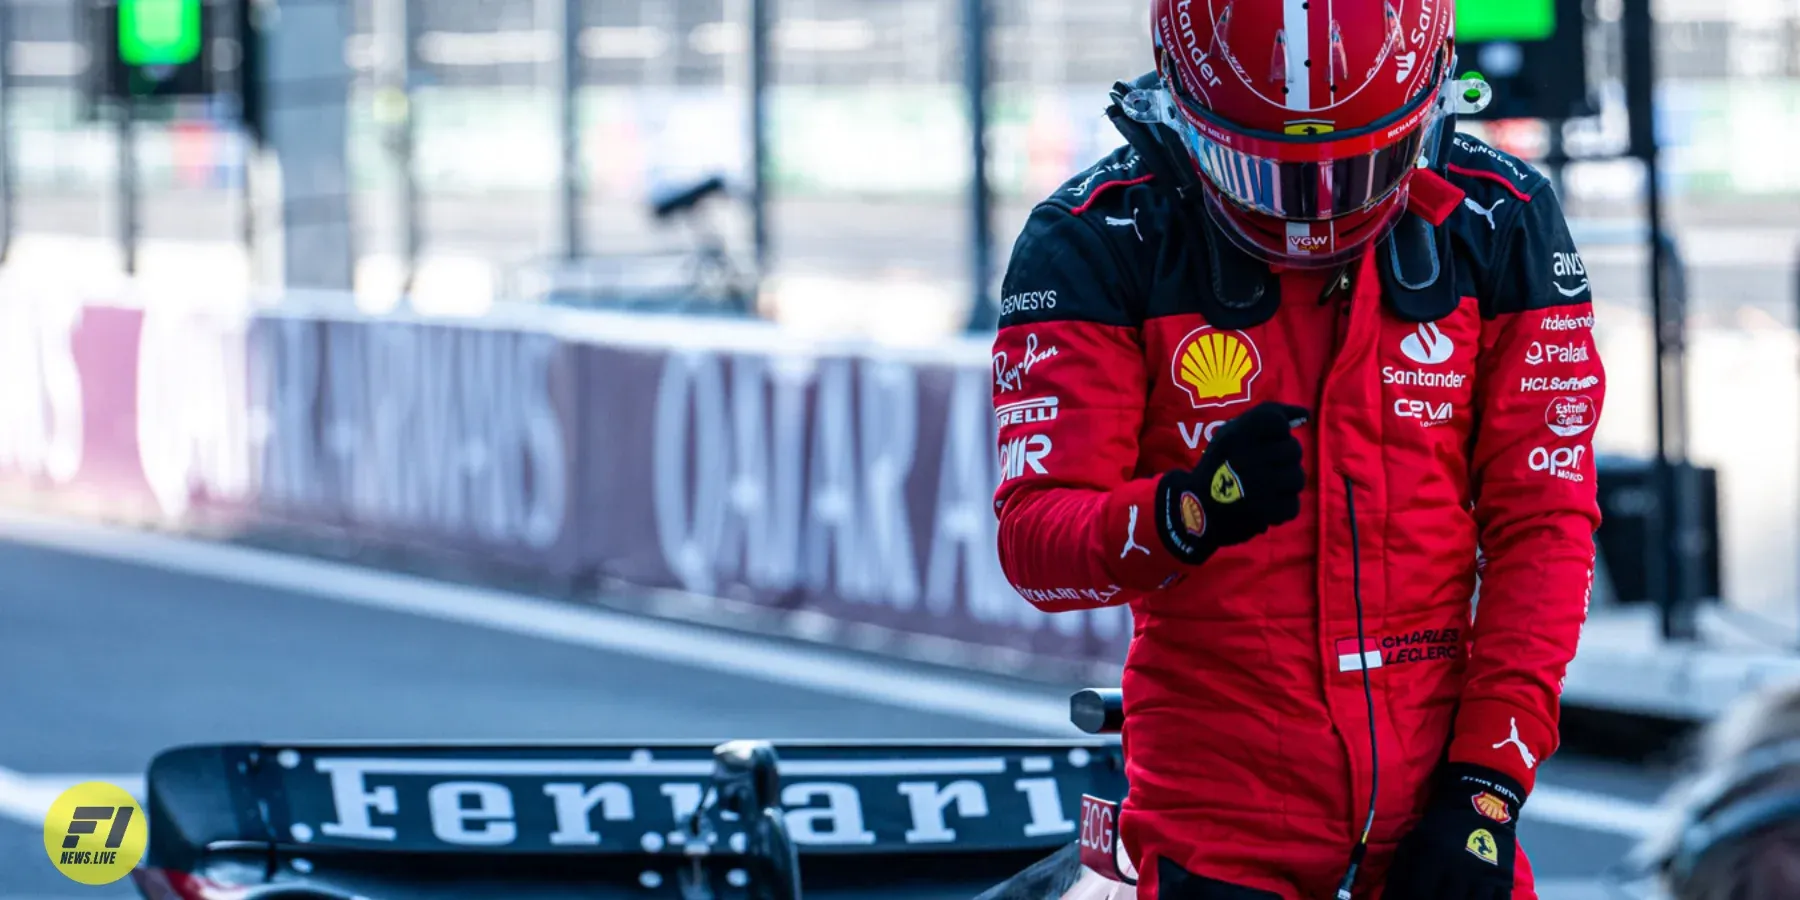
(43, 782, 146, 885)
(1172, 327, 1262, 409)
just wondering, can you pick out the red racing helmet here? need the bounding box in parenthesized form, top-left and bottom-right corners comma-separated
(1144, 0, 1462, 268)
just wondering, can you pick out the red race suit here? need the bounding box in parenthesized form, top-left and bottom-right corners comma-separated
(992, 126, 1604, 899)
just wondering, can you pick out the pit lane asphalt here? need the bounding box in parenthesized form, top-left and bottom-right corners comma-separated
(0, 517, 1667, 900)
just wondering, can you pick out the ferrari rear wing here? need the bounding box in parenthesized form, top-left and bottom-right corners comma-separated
(138, 739, 1125, 899)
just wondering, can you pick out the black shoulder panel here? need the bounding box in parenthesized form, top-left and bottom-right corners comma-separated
(1440, 134, 1590, 318)
(1445, 133, 1548, 201)
(1000, 203, 1136, 329)
(1038, 146, 1158, 217)
(1000, 147, 1166, 329)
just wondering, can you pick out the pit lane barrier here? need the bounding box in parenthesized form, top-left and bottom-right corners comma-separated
(0, 284, 1782, 726)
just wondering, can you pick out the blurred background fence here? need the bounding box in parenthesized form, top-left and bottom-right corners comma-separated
(3, 3, 1797, 297)
(2, 0, 1800, 638)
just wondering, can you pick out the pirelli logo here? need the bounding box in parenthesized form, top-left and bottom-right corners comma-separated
(996, 397, 1060, 426)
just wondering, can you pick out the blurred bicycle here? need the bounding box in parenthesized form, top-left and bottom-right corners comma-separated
(501, 175, 758, 317)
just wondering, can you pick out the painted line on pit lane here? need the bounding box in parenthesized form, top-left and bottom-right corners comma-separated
(0, 509, 1661, 838)
(0, 766, 143, 829)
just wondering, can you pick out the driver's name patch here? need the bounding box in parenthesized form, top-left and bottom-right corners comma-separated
(1335, 628, 1463, 672)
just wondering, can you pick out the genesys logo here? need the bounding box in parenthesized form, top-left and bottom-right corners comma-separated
(1524, 341, 1590, 366)
(1394, 398, 1454, 428)
(1172, 327, 1262, 410)
(999, 434, 1052, 481)
(1540, 312, 1596, 333)
(999, 290, 1058, 317)
(1521, 374, 1600, 393)
(1400, 323, 1455, 365)
(1528, 445, 1588, 482)
(1545, 395, 1597, 438)
(996, 396, 1059, 427)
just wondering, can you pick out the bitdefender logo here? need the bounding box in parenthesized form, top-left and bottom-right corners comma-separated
(1540, 312, 1596, 333)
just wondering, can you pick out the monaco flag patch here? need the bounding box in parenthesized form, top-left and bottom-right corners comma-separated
(1336, 638, 1384, 672)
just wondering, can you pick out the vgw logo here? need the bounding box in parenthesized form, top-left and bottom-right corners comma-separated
(42, 782, 146, 885)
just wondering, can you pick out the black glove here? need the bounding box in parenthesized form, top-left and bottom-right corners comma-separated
(1384, 764, 1525, 900)
(1153, 401, 1309, 565)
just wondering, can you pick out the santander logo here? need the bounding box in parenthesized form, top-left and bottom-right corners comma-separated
(1400, 323, 1454, 366)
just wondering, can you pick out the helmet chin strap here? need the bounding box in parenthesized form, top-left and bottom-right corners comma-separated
(1117, 84, 1181, 129)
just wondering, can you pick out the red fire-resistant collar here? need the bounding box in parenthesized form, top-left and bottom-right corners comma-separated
(1406, 168, 1466, 227)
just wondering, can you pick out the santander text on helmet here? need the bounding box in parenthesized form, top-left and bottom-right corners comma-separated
(1173, 0, 1225, 88)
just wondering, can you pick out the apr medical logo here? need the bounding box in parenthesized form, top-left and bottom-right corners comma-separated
(43, 782, 147, 885)
(1172, 327, 1261, 409)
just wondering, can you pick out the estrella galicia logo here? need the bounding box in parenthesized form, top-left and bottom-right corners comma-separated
(42, 781, 147, 885)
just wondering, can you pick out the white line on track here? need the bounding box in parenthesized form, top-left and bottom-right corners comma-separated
(0, 766, 143, 829)
(0, 510, 1659, 838)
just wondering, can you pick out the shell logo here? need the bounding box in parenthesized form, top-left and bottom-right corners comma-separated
(1172, 327, 1262, 409)
(1471, 792, 1512, 825)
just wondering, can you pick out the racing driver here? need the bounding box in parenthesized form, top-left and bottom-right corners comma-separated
(991, 1, 1604, 898)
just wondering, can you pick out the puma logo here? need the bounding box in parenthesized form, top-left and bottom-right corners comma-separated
(1492, 718, 1538, 769)
(1121, 505, 1151, 558)
(1104, 209, 1145, 242)
(1464, 196, 1506, 231)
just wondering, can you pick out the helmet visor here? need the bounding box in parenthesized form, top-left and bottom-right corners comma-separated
(1144, 48, 1446, 222)
(1173, 114, 1430, 221)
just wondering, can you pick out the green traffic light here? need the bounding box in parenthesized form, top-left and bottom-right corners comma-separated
(1457, 0, 1556, 42)
(119, 0, 202, 68)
